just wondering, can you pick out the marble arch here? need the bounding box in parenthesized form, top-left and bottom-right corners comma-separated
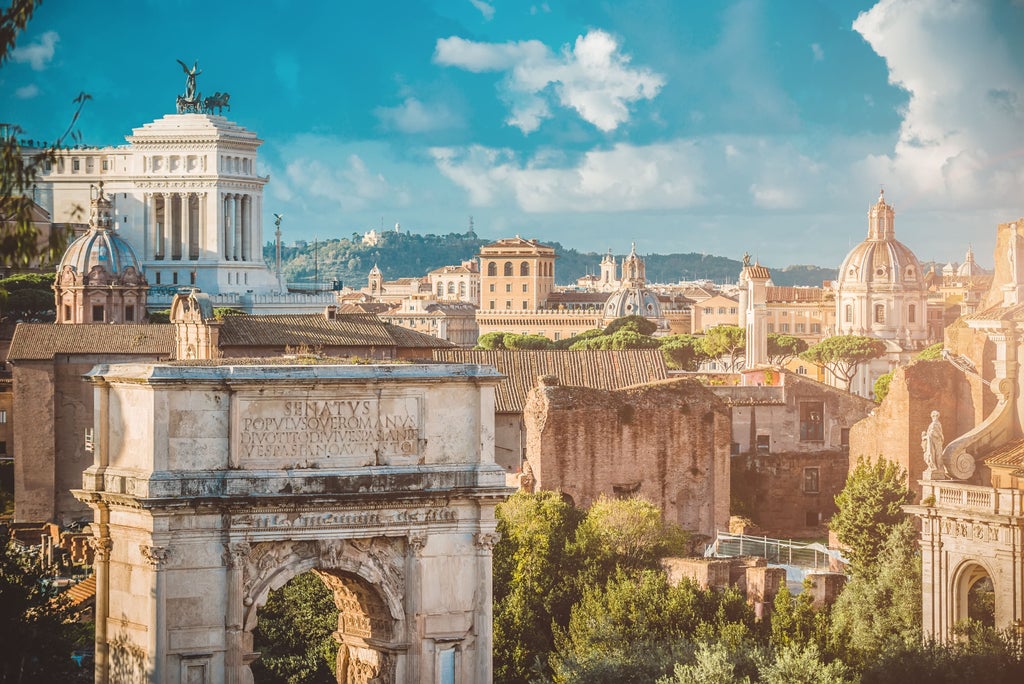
(74, 363, 508, 684)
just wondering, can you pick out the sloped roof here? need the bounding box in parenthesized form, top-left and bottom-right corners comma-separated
(984, 437, 1024, 474)
(433, 349, 669, 413)
(65, 574, 96, 608)
(218, 313, 453, 349)
(7, 323, 174, 361)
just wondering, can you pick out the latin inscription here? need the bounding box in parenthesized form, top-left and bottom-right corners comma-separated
(232, 508, 458, 530)
(237, 397, 420, 463)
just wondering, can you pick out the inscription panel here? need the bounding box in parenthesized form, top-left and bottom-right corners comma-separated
(234, 394, 422, 468)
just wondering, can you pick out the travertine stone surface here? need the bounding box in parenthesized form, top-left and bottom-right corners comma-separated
(74, 363, 510, 684)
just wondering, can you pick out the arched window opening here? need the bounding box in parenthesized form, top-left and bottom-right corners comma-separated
(504, 262, 513, 277)
(520, 262, 530, 276)
(487, 262, 497, 277)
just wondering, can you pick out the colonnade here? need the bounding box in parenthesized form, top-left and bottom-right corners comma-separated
(145, 191, 260, 262)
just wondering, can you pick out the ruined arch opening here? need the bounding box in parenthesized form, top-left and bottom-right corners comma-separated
(241, 539, 406, 684)
(954, 562, 995, 630)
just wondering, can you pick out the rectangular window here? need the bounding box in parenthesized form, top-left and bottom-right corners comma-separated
(803, 467, 820, 494)
(795, 323, 805, 333)
(767, 323, 774, 333)
(729, 307, 737, 314)
(522, 284, 528, 292)
(756, 435, 770, 452)
(908, 304, 916, 323)
(489, 300, 495, 310)
(718, 307, 726, 314)
(810, 323, 821, 334)
(874, 303, 885, 323)
(779, 323, 790, 333)
(72, 159, 80, 171)
(489, 284, 495, 292)
(805, 511, 821, 527)
(0, 441, 6, 455)
(840, 428, 850, 451)
(125, 305, 135, 321)
(92, 305, 104, 322)
(505, 284, 512, 292)
(155, 272, 162, 285)
(554, 332, 561, 340)
(800, 401, 824, 441)
(505, 300, 511, 309)
(0, 410, 6, 424)
(704, 307, 713, 314)
(64, 305, 71, 321)
(172, 272, 179, 285)
(522, 301, 528, 309)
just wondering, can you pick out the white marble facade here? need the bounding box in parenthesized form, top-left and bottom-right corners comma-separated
(74, 363, 509, 684)
(32, 113, 282, 299)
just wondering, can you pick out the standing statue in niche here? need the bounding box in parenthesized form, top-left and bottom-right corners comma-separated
(922, 410, 947, 478)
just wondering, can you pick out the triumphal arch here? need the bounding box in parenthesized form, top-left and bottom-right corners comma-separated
(73, 362, 509, 683)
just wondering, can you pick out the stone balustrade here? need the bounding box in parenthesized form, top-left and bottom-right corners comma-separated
(920, 480, 1023, 517)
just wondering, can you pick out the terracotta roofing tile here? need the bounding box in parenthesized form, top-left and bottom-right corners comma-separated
(65, 574, 96, 607)
(743, 265, 772, 280)
(217, 314, 453, 349)
(962, 303, 1024, 322)
(7, 323, 175, 361)
(385, 323, 456, 348)
(433, 349, 669, 413)
(984, 437, 1024, 468)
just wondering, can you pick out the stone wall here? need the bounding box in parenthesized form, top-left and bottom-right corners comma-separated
(731, 450, 850, 538)
(12, 362, 55, 523)
(523, 377, 730, 540)
(849, 360, 984, 491)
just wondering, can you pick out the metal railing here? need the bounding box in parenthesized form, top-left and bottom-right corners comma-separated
(705, 532, 846, 570)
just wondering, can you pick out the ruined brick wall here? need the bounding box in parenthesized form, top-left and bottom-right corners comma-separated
(732, 450, 849, 539)
(12, 362, 56, 523)
(523, 377, 730, 540)
(849, 360, 983, 493)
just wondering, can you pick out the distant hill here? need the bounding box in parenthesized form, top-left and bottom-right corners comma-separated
(264, 231, 838, 289)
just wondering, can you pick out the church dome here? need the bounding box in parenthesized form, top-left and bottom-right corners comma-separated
(59, 185, 143, 281)
(836, 190, 922, 287)
(604, 287, 663, 319)
(603, 243, 663, 320)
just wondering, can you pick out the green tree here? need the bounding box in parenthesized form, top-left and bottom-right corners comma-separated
(148, 309, 170, 323)
(250, 572, 339, 684)
(504, 333, 555, 350)
(658, 641, 753, 684)
(800, 335, 886, 391)
(829, 519, 922, 663)
(568, 328, 660, 350)
(553, 328, 602, 349)
(0, 540, 92, 683)
(830, 458, 912, 570)
(767, 333, 808, 366)
(873, 372, 893, 403)
(659, 334, 707, 371)
(212, 307, 246, 319)
(701, 325, 745, 372)
(915, 342, 943, 361)
(493, 491, 581, 684)
(2, 0, 91, 269)
(603, 315, 658, 336)
(769, 580, 823, 652)
(477, 331, 510, 350)
(758, 643, 858, 684)
(570, 496, 689, 585)
(0, 272, 55, 323)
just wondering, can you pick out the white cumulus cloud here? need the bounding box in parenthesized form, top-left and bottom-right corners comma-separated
(853, 0, 1024, 209)
(15, 84, 39, 99)
(469, 0, 495, 21)
(375, 97, 462, 133)
(434, 29, 664, 133)
(11, 31, 59, 70)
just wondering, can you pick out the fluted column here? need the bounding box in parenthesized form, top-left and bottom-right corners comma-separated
(240, 195, 250, 261)
(233, 194, 242, 261)
(140, 544, 170, 681)
(145, 192, 155, 259)
(161, 193, 171, 260)
(182, 192, 192, 261)
(222, 193, 232, 261)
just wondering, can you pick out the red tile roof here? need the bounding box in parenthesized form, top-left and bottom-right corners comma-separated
(433, 349, 668, 412)
(7, 323, 175, 361)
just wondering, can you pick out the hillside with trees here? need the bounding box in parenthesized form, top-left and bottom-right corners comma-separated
(263, 230, 837, 290)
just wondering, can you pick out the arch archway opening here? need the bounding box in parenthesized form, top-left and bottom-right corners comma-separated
(954, 563, 996, 632)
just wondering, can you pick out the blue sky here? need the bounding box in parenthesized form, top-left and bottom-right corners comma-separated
(4, 0, 1024, 270)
